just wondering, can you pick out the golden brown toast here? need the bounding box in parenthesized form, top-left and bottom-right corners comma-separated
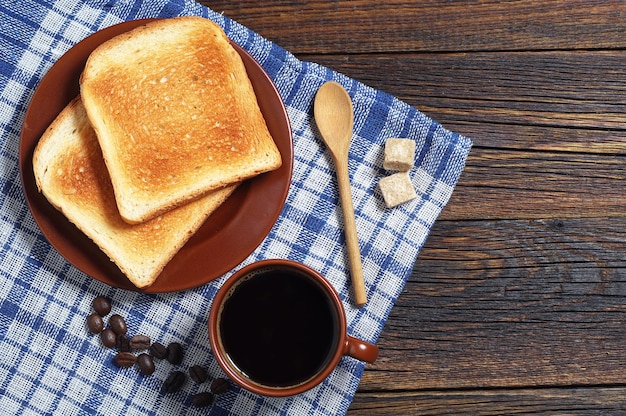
(80, 16, 282, 224)
(33, 97, 237, 289)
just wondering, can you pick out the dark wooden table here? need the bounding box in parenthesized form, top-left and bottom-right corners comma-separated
(201, 1, 626, 413)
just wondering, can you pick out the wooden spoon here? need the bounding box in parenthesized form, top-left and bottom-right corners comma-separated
(314, 81, 367, 306)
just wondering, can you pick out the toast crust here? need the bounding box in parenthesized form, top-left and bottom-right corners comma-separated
(33, 97, 237, 288)
(80, 16, 281, 223)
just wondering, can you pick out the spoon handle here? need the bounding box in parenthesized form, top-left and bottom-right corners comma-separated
(335, 159, 367, 306)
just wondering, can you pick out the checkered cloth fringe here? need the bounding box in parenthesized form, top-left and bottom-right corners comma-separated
(0, 0, 472, 415)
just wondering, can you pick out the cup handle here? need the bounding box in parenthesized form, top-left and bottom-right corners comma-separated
(344, 335, 379, 363)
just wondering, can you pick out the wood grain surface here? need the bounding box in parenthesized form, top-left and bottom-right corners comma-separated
(201, 1, 626, 413)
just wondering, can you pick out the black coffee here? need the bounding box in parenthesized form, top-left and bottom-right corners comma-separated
(219, 267, 338, 387)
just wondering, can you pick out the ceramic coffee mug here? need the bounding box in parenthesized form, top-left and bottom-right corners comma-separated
(209, 259, 378, 397)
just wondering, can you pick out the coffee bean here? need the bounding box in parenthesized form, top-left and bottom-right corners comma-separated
(108, 314, 127, 335)
(166, 342, 184, 365)
(210, 378, 230, 395)
(100, 328, 117, 348)
(192, 391, 215, 408)
(137, 353, 155, 375)
(189, 365, 207, 384)
(162, 371, 186, 393)
(114, 351, 136, 367)
(149, 342, 168, 359)
(116, 334, 130, 352)
(129, 334, 151, 350)
(86, 313, 104, 334)
(92, 296, 112, 316)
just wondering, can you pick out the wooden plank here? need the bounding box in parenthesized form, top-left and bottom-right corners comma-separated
(305, 51, 626, 145)
(348, 387, 626, 414)
(359, 218, 626, 390)
(433, 122, 626, 156)
(204, 1, 626, 53)
(442, 148, 626, 220)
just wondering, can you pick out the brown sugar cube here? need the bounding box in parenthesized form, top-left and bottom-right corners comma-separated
(383, 138, 415, 171)
(378, 172, 417, 208)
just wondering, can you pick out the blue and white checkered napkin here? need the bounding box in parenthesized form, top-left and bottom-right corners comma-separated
(0, 0, 472, 415)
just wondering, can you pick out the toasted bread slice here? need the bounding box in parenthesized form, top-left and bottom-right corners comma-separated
(33, 97, 237, 288)
(80, 16, 282, 224)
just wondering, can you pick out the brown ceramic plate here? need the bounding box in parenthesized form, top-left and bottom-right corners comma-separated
(19, 19, 293, 293)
